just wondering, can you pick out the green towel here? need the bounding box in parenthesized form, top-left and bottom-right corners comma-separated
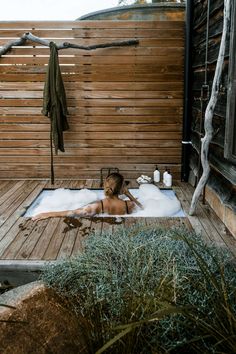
(42, 42, 69, 154)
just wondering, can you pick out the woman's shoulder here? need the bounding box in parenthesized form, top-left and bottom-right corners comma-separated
(126, 200, 136, 213)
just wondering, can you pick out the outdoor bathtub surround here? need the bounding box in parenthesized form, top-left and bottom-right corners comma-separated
(26, 184, 183, 218)
(42, 227, 236, 354)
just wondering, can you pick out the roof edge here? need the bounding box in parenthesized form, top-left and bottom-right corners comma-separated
(77, 3, 185, 21)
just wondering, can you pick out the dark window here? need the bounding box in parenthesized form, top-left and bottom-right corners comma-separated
(224, 1, 236, 163)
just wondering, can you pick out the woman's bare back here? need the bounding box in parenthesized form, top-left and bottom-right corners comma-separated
(100, 198, 135, 215)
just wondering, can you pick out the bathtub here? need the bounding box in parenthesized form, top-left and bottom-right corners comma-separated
(24, 187, 185, 218)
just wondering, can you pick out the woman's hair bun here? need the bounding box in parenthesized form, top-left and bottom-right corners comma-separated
(105, 172, 124, 196)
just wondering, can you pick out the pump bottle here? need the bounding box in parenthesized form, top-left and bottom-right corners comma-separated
(153, 165, 160, 183)
(165, 170, 172, 187)
(163, 167, 168, 185)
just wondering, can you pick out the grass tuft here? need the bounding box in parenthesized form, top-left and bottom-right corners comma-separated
(42, 225, 236, 353)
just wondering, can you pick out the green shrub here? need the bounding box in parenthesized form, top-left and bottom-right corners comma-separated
(42, 226, 236, 353)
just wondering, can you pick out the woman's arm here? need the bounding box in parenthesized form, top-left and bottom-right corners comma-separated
(32, 202, 101, 221)
(32, 209, 75, 221)
(122, 186, 143, 209)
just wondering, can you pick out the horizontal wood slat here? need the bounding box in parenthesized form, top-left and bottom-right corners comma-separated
(0, 123, 183, 132)
(0, 155, 181, 163)
(0, 98, 183, 107)
(0, 132, 182, 140)
(0, 82, 184, 90)
(0, 20, 184, 180)
(0, 107, 183, 115)
(0, 115, 183, 124)
(0, 57, 184, 65)
(0, 21, 184, 29)
(0, 90, 183, 99)
(2, 47, 184, 56)
(0, 29, 184, 38)
(0, 38, 184, 47)
(0, 146, 181, 154)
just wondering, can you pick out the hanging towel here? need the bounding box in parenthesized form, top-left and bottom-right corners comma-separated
(42, 42, 69, 154)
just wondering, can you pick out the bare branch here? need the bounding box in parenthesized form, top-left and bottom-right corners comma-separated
(0, 36, 27, 56)
(61, 39, 139, 50)
(189, 0, 231, 215)
(0, 32, 139, 56)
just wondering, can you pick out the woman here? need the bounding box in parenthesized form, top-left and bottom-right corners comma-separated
(32, 173, 143, 221)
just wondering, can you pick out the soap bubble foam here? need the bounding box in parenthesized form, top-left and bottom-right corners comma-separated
(132, 184, 181, 217)
(30, 184, 181, 217)
(31, 188, 99, 216)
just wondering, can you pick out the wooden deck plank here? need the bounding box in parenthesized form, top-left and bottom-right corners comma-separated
(29, 180, 84, 260)
(0, 180, 15, 196)
(57, 180, 86, 259)
(11, 179, 65, 260)
(146, 216, 191, 230)
(4, 218, 48, 260)
(0, 181, 38, 228)
(0, 180, 25, 209)
(173, 184, 212, 243)
(0, 180, 17, 195)
(25, 180, 67, 260)
(101, 219, 114, 235)
(0, 179, 56, 259)
(182, 184, 226, 247)
(124, 217, 143, 229)
(29, 218, 61, 260)
(0, 181, 47, 257)
(16, 219, 49, 260)
(40, 180, 76, 260)
(200, 205, 236, 258)
(43, 218, 68, 260)
(43, 179, 84, 260)
(0, 181, 42, 241)
(184, 184, 236, 257)
(70, 217, 92, 256)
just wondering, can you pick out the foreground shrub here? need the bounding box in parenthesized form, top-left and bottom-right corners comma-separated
(42, 226, 236, 353)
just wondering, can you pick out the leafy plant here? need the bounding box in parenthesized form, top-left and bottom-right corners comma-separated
(42, 225, 236, 353)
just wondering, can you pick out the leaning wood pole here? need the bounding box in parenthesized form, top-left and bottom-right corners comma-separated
(189, 0, 231, 215)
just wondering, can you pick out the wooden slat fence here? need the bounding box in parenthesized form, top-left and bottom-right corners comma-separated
(0, 20, 184, 180)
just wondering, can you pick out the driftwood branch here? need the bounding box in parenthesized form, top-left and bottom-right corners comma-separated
(189, 0, 231, 215)
(0, 32, 139, 56)
(0, 36, 27, 56)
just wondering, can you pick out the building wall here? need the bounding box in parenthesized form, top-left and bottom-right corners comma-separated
(0, 17, 184, 180)
(190, 0, 236, 235)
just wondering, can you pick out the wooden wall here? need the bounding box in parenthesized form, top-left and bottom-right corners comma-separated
(0, 20, 184, 180)
(190, 1, 236, 209)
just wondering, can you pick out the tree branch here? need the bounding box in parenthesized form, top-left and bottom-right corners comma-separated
(0, 36, 27, 56)
(0, 32, 139, 56)
(189, 0, 231, 216)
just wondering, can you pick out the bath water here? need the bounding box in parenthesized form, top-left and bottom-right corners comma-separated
(25, 184, 185, 218)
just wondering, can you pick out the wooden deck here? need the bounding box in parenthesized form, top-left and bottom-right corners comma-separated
(0, 179, 235, 272)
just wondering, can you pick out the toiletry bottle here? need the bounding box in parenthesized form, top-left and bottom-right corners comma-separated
(163, 167, 168, 185)
(153, 165, 160, 183)
(165, 170, 172, 187)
